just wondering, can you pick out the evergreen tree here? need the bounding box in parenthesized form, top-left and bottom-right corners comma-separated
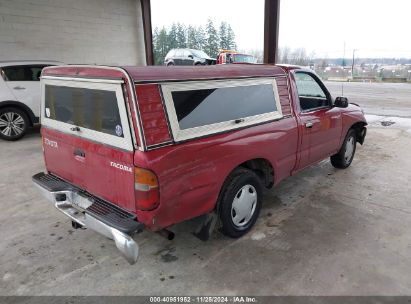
(205, 19, 219, 58)
(176, 23, 187, 48)
(196, 26, 206, 50)
(153, 27, 161, 65)
(219, 22, 228, 49)
(187, 25, 197, 49)
(226, 24, 237, 50)
(155, 26, 169, 65)
(151, 20, 237, 64)
(168, 23, 178, 50)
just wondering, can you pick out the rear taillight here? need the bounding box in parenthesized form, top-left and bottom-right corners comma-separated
(134, 167, 159, 211)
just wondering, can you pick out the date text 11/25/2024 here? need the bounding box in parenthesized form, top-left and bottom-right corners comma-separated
(149, 296, 257, 303)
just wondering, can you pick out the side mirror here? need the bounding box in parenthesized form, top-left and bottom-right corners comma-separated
(188, 55, 193, 59)
(334, 97, 349, 108)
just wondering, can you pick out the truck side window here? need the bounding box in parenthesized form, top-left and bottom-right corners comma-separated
(162, 78, 283, 141)
(295, 72, 329, 111)
(171, 84, 277, 130)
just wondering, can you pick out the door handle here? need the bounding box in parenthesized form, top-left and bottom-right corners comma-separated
(13, 86, 26, 90)
(305, 121, 317, 128)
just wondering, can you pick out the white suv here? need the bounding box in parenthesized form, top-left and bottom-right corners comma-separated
(0, 60, 62, 140)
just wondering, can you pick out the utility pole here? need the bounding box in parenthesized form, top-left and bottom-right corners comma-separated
(342, 42, 346, 67)
(342, 42, 346, 96)
(351, 49, 357, 81)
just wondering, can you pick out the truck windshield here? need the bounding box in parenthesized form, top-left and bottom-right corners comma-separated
(233, 54, 257, 63)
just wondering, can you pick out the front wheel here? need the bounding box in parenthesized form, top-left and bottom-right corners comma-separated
(218, 168, 263, 238)
(0, 107, 29, 141)
(331, 129, 357, 169)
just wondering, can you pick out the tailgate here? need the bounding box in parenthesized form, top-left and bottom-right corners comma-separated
(40, 75, 137, 212)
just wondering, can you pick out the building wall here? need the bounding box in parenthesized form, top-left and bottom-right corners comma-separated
(0, 0, 146, 65)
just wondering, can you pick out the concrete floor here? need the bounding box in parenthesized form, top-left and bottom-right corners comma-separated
(1, 121, 411, 296)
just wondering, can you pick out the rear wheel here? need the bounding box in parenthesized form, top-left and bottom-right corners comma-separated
(167, 62, 174, 66)
(331, 129, 357, 169)
(0, 107, 29, 141)
(218, 168, 263, 238)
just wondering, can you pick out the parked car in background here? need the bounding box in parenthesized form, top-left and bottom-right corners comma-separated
(0, 60, 62, 140)
(164, 49, 217, 66)
(33, 64, 367, 264)
(218, 50, 258, 64)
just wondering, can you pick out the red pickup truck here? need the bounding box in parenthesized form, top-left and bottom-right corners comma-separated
(33, 64, 367, 264)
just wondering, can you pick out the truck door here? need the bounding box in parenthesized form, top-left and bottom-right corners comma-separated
(294, 71, 342, 169)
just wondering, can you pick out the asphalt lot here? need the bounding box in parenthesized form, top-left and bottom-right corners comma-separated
(1, 83, 411, 296)
(326, 81, 411, 118)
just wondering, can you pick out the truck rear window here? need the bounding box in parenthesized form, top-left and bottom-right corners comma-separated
(45, 85, 123, 137)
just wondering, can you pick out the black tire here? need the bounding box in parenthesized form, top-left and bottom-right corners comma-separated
(167, 62, 174, 66)
(0, 107, 29, 141)
(194, 62, 202, 66)
(330, 129, 357, 169)
(218, 168, 263, 238)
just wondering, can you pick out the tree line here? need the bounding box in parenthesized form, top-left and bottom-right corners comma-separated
(278, 47, 316, 66)
(153, 19, 237, 65)
(278, 48, 411, 67)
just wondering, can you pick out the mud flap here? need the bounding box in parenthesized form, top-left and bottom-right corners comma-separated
(193, 213, 218, 241)
(358, 127, 367, 145)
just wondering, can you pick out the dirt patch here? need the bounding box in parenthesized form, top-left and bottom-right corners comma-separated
(161, 252, 178, 263)
(266, 208, 295, 228)
(155, 246, 179, 263)
(381, 121, 396, 127)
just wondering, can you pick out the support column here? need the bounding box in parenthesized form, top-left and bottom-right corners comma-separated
(141, 0, 154, 65)
(263, 0, 280, 64)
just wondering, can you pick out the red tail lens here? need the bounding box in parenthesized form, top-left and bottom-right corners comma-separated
(134, 167, 159, 211)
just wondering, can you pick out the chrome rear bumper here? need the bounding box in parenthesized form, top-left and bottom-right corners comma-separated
(32, 173, 143, 264)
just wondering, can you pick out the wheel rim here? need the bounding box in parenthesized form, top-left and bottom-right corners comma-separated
(231, 184, 257, 227)
(344, 136, 355, 163)
(0, 112, 25, 137)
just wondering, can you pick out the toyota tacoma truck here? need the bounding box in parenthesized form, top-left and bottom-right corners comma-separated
(32, 64, 367, 264)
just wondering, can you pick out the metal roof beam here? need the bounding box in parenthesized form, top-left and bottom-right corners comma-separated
(264, 0, 281, 64)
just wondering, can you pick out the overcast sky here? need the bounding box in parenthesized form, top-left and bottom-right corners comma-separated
(151, 0, 411, 58)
